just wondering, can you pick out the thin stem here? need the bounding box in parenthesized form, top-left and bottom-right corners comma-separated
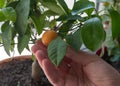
(113, 0, 117, 7)
(54, 22, 63, 31)
(96, 1, 100, 11)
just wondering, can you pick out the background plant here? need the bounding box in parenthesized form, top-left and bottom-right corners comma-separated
(0, 0, 120, 80)
(97, 0, 120, 64)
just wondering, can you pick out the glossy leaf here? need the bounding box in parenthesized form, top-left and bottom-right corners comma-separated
(11, 26, 17, 39)
(7, 1, 19, 9)
(57, 15, 84, 21)
(31, 15, 45, 35)
(81, 17, 106, 51)
(57, 0, 69, 14)
(110, 55, 120, 62)
(0, 10, 6, 21)
(48, 37, 67, 66)
(108, 8, 120, 39)
(15, 0, 30, 36)
(44, 10, 58, 17)
(110, 46, 120, 62)
(26, 45, 30, 51)
(0, 7, 16, 22)
(66, 29, 82, 51)
(59, 20, 74, 38)
(10, 40, 15, 52)
(72, 0, 95, 15)
(18, 34, 30, 54)
(1, 21, 9, 32)
(1, 24, 12, 55)
(0, 0, 6, 8)
(39, 0, 67, 15)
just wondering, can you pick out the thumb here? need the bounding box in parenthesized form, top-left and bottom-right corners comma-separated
(65, 47, 100, 66)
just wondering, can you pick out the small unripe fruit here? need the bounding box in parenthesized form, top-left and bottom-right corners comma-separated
(42, 30, 58, 46)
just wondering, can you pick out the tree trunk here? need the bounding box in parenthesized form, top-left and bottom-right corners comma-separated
(31, 59, 42, 81)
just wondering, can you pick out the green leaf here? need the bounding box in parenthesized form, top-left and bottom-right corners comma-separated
(18, 34, 30, 54)
(1, 22, 16, 51)
(108, 8, 120, 39)
(2, 7, 16, 21)
(1, 24, 12, 55)
(57, 15, 84, 21)
(15, 0, 30, 36)
(59, 20, 74, 38)
(56, 0, 69, 14)
(11, 26, 17, 39)
(0, 0, 6, 8)
(44, 10, 58, 17)
(26, 45, 30, 51)
(110, 55, 120, 62)
(0, 10, 6, 21)
(10, 40, 15, 52)
(81, 17, 106, 51)
(48, 37, 67, 66)
(39, 0, 67, 15)
(72, 0, 95, 15)
(0, 7, 16, 22)
(110, 47, 120, 62)
(31, 14, 45, 35)
(1, 21, 9, 32)
(66, 29, 82, 51)
(7, 1, 19, 9)
(49, 19, 56, 28)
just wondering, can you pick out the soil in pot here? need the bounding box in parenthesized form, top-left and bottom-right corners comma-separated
(0, 56, 52, 86)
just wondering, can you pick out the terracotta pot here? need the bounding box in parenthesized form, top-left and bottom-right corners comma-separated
(0, 55, 31, 65)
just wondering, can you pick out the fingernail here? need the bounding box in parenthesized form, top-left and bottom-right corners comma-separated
(31, 45, 39, 54)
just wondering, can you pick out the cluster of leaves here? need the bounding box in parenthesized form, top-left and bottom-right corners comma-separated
(0, 0, 120, 66)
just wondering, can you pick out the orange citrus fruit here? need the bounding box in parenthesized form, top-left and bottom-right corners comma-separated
(42, 30, 58, 46)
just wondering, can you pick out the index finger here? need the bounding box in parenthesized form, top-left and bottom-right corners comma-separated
(31, 40, 47, 54)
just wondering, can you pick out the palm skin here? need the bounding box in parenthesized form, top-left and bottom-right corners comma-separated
(31, 41, 120, 86)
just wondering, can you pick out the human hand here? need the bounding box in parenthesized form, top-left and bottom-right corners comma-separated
(31, 40, 120, 86)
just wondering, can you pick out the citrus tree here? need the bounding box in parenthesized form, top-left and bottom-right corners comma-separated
(0, 0, 120, 80)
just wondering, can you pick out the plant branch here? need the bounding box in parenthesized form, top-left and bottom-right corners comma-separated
(113, 0, 117, 6)
(54, 22, 63, 31)
(96, 1, 100, 11)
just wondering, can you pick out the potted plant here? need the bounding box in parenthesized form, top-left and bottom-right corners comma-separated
(0, 0, 120, 85)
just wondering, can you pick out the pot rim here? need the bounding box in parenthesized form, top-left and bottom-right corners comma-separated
(0, 55, 32, 65)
